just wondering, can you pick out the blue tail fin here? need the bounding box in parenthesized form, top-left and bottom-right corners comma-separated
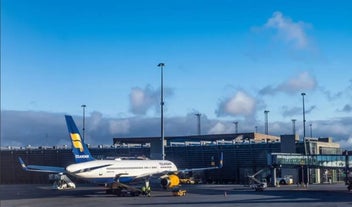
(65, 115, 94, 163)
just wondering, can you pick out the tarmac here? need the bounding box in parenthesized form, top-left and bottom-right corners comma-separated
(1, 183, 352, 207)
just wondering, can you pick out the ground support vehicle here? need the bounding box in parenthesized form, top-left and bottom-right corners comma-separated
(277, 175, 293, 185)
(248, 169, 267, 191)
(172, 188, 186, 196)
(49, 174, 76, 190)
(106, 181, 142, 197)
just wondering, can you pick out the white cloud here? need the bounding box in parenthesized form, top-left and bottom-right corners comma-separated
(259, 72, 317, 95)
(338, 136, 352, 150)
(265, 11, 310, 49)
(216, 91, 256, 117)
(1, 110, 352, 150)
(129, 85, 159, 115)
(208, 122, 227, 134)
(278, 71, 317, 93)
(129, 85, 174, 115)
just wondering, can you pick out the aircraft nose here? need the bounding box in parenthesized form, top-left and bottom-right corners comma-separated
(172, 163, 178, 171)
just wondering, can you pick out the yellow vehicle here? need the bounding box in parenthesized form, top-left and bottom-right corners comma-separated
(172, 188, 186, 196)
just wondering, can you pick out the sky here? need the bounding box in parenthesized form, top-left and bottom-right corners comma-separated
(1, 0, 352, 149)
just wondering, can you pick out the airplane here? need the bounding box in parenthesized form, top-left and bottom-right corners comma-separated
(19, 115, 223, 195)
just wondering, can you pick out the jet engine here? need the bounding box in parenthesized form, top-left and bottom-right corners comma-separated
(160, 174, 180, 189)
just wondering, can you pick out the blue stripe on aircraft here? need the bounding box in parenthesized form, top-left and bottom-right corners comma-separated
(84, 177, 134, 184)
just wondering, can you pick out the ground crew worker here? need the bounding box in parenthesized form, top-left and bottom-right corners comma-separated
(141, 185, 151, 196)
(145, 185, 151, 197)
(141, 186, 146, 195)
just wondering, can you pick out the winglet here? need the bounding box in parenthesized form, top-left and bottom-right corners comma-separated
(218, 152, 224, 168)
(18, 157, 28, 171)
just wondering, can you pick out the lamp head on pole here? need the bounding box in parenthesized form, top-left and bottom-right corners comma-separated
(157, 63, 165, 67)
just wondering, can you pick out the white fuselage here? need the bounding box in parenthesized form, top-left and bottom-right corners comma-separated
(66, 159, 178, 184)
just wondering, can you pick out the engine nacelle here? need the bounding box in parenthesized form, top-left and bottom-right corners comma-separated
(160, 174, 180, 189)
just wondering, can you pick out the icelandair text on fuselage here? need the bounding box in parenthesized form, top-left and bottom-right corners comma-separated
(75, 155, 90, 159)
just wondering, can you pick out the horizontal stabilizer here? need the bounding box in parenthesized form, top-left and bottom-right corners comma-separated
(18, 157, 65, 173)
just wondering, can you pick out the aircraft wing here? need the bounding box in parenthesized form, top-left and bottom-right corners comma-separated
(177, 152, 224, 174)
(177, 166, 220, 174)
(18, 157, 65, 173)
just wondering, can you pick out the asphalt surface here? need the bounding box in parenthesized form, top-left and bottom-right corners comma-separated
(1, 183, 352, 207)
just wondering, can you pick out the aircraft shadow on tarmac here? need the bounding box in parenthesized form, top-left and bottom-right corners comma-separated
(0, 183, 181, 200)
(130, 184, 352, 206)
(1, 184, 352, 206)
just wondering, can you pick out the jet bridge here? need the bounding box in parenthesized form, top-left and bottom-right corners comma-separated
(269, 153, 351, 169)
(268, 153, 351, 185)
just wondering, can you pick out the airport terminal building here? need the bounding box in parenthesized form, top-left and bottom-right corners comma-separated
(0, 132, 344, 185)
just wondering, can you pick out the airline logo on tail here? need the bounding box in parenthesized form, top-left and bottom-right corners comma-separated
(65, 115, 94, 163)
(70, 133, 84, 152)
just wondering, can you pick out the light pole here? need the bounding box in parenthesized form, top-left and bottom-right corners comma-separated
(264, 110, 269, 135)
(301, 93, 306, 139)
(157, 63, 165, 160)
(301, 92, 309, 185)
(195, 113, 201, 135)
(292, 119, 296, 135)
(233, 121, 238, 134)
(301, 93, 308, 155)
(81, 104, 86, 140)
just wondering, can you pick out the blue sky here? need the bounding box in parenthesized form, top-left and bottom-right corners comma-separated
(1, 0, 352, 148)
